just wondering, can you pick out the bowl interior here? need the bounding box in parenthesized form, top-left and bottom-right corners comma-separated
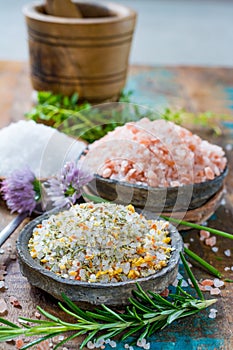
(16, 207, 183, 306)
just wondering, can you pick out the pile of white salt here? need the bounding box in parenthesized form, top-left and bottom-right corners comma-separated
(0, 120, 86, 178)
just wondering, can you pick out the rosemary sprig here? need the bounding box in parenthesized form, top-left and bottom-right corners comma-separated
(0, 254, 217, 349)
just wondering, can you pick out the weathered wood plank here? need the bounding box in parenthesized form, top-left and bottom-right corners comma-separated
(0, 62, 233, 349)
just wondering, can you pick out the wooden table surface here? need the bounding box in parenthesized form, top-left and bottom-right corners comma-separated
(0, 61, 233, 350)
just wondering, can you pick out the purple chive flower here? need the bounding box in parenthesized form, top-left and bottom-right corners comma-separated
(1, 168, 40, 214)
(46, 161, 93, 209)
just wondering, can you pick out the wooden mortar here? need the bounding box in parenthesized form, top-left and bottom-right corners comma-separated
(23, 1, 137, 102)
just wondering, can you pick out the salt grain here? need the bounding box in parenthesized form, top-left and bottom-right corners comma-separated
(224, 267, 230, 271)
(225, 144, 233, 151)
(200, 230, 210, 241)
(210, 287, 221, 295)
(224, 249, 231, 257)
(213, 278, 225, 288)
(211, 247, 219, 253)
(205, 236, 216, 247)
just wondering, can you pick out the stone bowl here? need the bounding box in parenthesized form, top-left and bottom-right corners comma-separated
(16, 208, 183, 306)
(84, 167, 228, 213)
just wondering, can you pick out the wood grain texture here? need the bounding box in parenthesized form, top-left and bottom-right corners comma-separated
(0, 62, 233, 349)
(23, 2, 137, 101)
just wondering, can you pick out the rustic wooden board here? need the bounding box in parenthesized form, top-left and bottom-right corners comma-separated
(0, 61, 233, 349)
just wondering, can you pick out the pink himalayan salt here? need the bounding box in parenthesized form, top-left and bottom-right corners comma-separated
(16, 339, 25, 349)
(200, 279, 214, 286)
(205, 236, 217, 247)
(83, 118, 227, 188)
(200, 230, 210, 241)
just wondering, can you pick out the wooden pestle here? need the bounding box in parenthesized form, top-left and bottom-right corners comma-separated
(45, 0, 83, 18)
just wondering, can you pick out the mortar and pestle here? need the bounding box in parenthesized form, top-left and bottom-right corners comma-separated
(23, 0, 137, 102)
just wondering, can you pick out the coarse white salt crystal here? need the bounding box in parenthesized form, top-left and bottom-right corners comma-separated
(181, 279, 189, 287)
(225, 144, 233, 151)
(213, 278, 225, 288)
(212, 247, 219, 253)
(231, 266, 233, 271)
(109, 341, 117, 348)
(209, 312, 217, 319)
(224, 249, 231, 257)
(87, 341, 95, 349)
(190, 238, 194, 242)
(204, 285, 212, 291)
(220, 198, 226, 206)
(210, 287, 221, 295)
(0, 120, 86, 178)
(224, 267, 230, 271)
(210, 308, 218, 313)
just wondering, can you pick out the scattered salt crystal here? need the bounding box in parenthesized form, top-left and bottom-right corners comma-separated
(224, 267, 230, 271)
(16, 339, 24, 349)
(177, 272, 184, 280)
(160, 288, 169, 297)
(200, 279, 214, 286)
(214, 278, 225, 288)
(58, 335, 65, 341)
(0, 281, 5, 291)
(205, 236, 216, 247)
(0, 249, 4, 255)
(109, 340, 117, 348)
(204, 285, 212, 291)
(220, 198, 226, 206)
(212, 247, 219, 253)
(0, 298, 8, 315)
(181, 279, 189, 287)
(0, 120, 86, 178)
(190, 238, 194, 242)
(209, 311, 217, 319)
(225, 144, 233, 151)
(224, 249, 231, 257)
(35, 311, 41, 319)
(210, 287, 221, 295)
(231, 266, 233, 271)
(87, 341, 95, 349)
(144, 344, 151, 350)
(210, 308, 218, 313)
(200, 230, 210, 241)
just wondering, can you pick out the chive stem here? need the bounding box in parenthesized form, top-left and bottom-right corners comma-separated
(161, 216, 233, 240)
(180, 252, 204, 300)
(184, 247, 222, 278)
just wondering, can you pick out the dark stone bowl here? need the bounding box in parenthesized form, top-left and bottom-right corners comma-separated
(85, 167, 228, 212)
(16, 208, 183, 306)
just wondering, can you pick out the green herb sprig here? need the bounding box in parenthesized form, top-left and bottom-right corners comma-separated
(0, 254, 216, 349)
